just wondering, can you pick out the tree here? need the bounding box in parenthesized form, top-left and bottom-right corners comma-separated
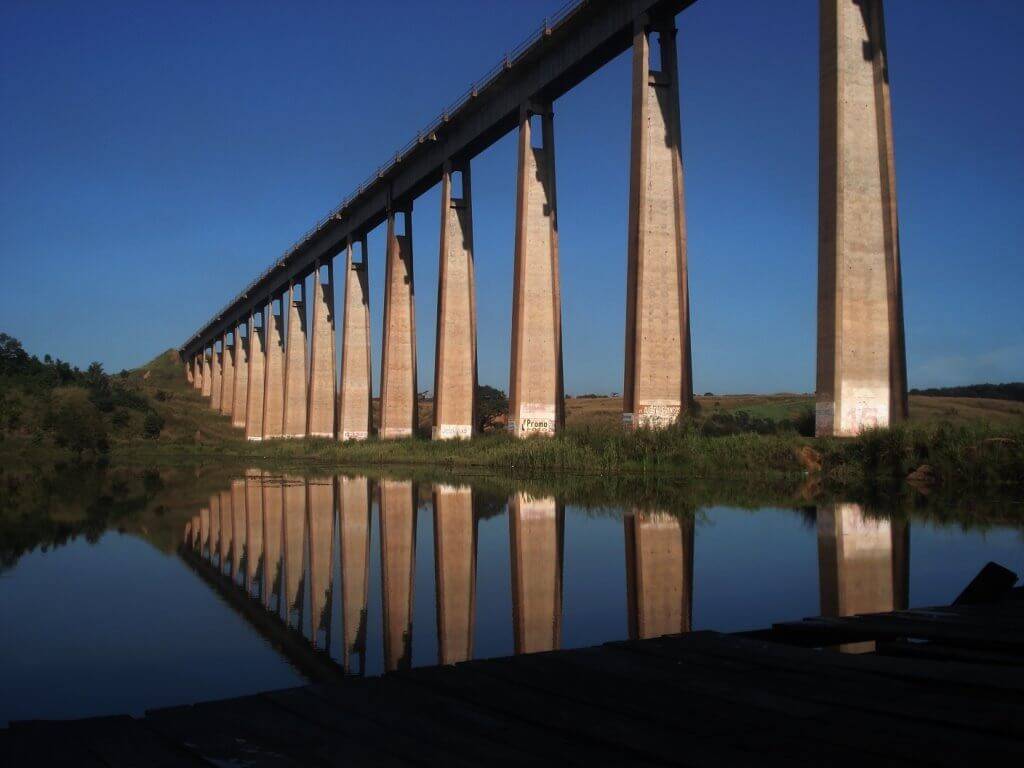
(48, 388, 108, 457)
(0, 333, 30, 375)
(477, 385, 508, 432)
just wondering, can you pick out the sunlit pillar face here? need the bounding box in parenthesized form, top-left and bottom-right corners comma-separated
(433, 484, 477, 664)
(624, 509, 693, 640)
(379, 479, 416, 671)
(338, 475, 372, 673)
(508, 492, 564, 654)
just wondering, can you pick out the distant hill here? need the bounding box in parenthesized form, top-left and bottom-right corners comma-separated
(910, 383, 1024, 402)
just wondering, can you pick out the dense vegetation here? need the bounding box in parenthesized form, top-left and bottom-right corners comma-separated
(910, 382, 1024, 401)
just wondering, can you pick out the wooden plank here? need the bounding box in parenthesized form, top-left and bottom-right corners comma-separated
(877, 639, 1024, 668)
(52, 716, 210, 767)
(1, 724, 108, 767)
(785, 615, 1024, 654)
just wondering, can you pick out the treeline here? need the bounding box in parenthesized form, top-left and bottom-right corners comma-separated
(0, 333, 164, 457)
(910, 383, 1024, 402)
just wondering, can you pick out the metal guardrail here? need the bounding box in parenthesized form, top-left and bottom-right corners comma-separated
(185, 0, 586, 348)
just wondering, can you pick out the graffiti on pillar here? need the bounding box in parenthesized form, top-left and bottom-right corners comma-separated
(635, 402, 681, 430)
(341, 429, 369, 441)
(514, 403, 555, 436)
(434, 424, 473, 440)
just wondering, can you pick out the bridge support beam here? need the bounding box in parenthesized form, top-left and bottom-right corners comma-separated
(201, 349, 212, 397)
(283, 279, 308, 438)
(623, 18, 692, 430)
(210, 343, 223, 410)
(433, 484, 477, 664)
(339, 237, 372, 440)
(220, 333, 235, 416)
(433, 162, 478, 440)
(262, 296, 286, 439)
(380, 479, 416, 671)
(232, 323, 249, 429)
(509, 492, 563, 654)
(307, 261, 337, 438)
(245, 309, 266, 440)
(380, 208, 418, 439)
(816, 0, 907, 437)
(509, 102, 563, 438)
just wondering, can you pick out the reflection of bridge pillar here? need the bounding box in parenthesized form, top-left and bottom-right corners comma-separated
(220, 333, 235, 417)
(509, 493, 563, 654)
(199, 505, 210, 557)
(244, 470, 263, 597)
(380, 479, 416, 671)
(201, 348, 212, 397)
(307, 261, 337, 438)
(282, 477, 307, 622)
(338, 237, 372, 441)
(509, 102, 564, 438)
(219, 489, 233, 577)
(190, 515, 201, 550)
(262, 296, 286, 439)
(210, 343, 223, 411)
(262, 474, 284, 611)
(817, 503, 909, 650)
(232, 325, 249, 429)
(816, 0, 907, 437)
(307, 478, 335, 647)
(339, 476, 371, 673)
(230, 479, 246, 583)
(282, 279, 308, 438)
(432, 162, 477, 440)
(245, 309, 266, 441)
(624, 510, 693, 639)
(380, 209, 418, 439)
(623, 18, 692, 430)
(433, 484, 476, 664)
(208, 494, 220, 565)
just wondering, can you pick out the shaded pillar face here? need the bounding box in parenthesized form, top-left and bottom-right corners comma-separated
(306, 477, 334, 647)
(623, 21, 692, 430)
(307, 263, 337, 438)
(282, 280, 308, 438)
(433, 165, 478, 440)
(338, 475, 371, 673)
(262, 299, 286, 439)
(201, 351, 212, 397)
(817, 0, 907, 437)
(244, 470, 264, 597)
(380, 210, 418, 439)
(245, 311, 266, 441)
(282, 477, 307, 623)
(232, 327, 250, 429)
(262, 474, 284, 611)
(379, 479, 416, 671)
(338, 239, 372, 441)
(817, 503, 909, 651)
(509, 104, 563, 438)
(220, 336, 235, 416)
(508, 492, 563, 654)
(210, 346, 223, 410)
(624, 510, 693, 640)
(433, 484, 476, 664)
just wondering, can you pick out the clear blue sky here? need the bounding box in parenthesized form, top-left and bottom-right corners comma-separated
(1, 0, 1021, 394)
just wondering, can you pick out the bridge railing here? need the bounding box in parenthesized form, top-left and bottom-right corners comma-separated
(192, 0, 585, 344)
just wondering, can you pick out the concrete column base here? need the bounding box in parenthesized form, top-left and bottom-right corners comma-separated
(338, 237, 373, 442)
(307, 261, 337, 439)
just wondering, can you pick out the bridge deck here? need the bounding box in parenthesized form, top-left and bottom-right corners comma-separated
(5, 590, 1024, 766)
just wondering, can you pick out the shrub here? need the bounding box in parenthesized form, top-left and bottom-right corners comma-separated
(48, 388, 109, 456)
(143, 410, 165, 439)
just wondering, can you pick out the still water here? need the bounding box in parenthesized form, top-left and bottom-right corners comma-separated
(1, 466, 1021, 725)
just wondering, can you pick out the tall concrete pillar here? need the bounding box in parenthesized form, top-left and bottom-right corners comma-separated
(282, 477, 307, 624)
(306, 477, 334, 647)
(192, 355, 203, 391)
(220, 333, 235, 417)
(433, 163, 478, 440)
(210, 344, 223, 411)
(262, 474, 284, 612)
(509, 102, 564, 437)
(230, 478, 246, 583)
(307, 261, 337, 438)
(262, 296, 286, 439)
(380, 208, 418, 439)
(246, 309, 266, 441)
(380, 479, 416, 671)
(433, 484, 476, 665)
(817, 503, 909, 652)
(624, 510, 693, 640)
(509, 492, 563, 654)
(339, 475, 371, 673)
(232, 324, 250, 430)
(623, 18, 692, 430)
(338, 237, 373, 441)
(816, 0, 907, 437)
(201, 348, 212, 397)
(244, 469, 263, 597)
(185, 360, 194, 385)
(282, 279, 308, 438)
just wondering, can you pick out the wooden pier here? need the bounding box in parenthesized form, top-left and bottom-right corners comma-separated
(4, 583, 1023, 765)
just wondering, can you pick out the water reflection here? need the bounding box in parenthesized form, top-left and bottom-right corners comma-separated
(624, 510, 693, 640)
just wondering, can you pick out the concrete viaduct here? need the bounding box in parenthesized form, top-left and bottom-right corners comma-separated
(179, 0, 907, 440)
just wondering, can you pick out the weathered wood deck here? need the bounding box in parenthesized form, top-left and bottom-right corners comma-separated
(5, 588, 1024, 765)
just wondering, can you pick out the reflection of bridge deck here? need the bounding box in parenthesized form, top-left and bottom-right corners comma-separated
(6, 581, 1023, 764)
